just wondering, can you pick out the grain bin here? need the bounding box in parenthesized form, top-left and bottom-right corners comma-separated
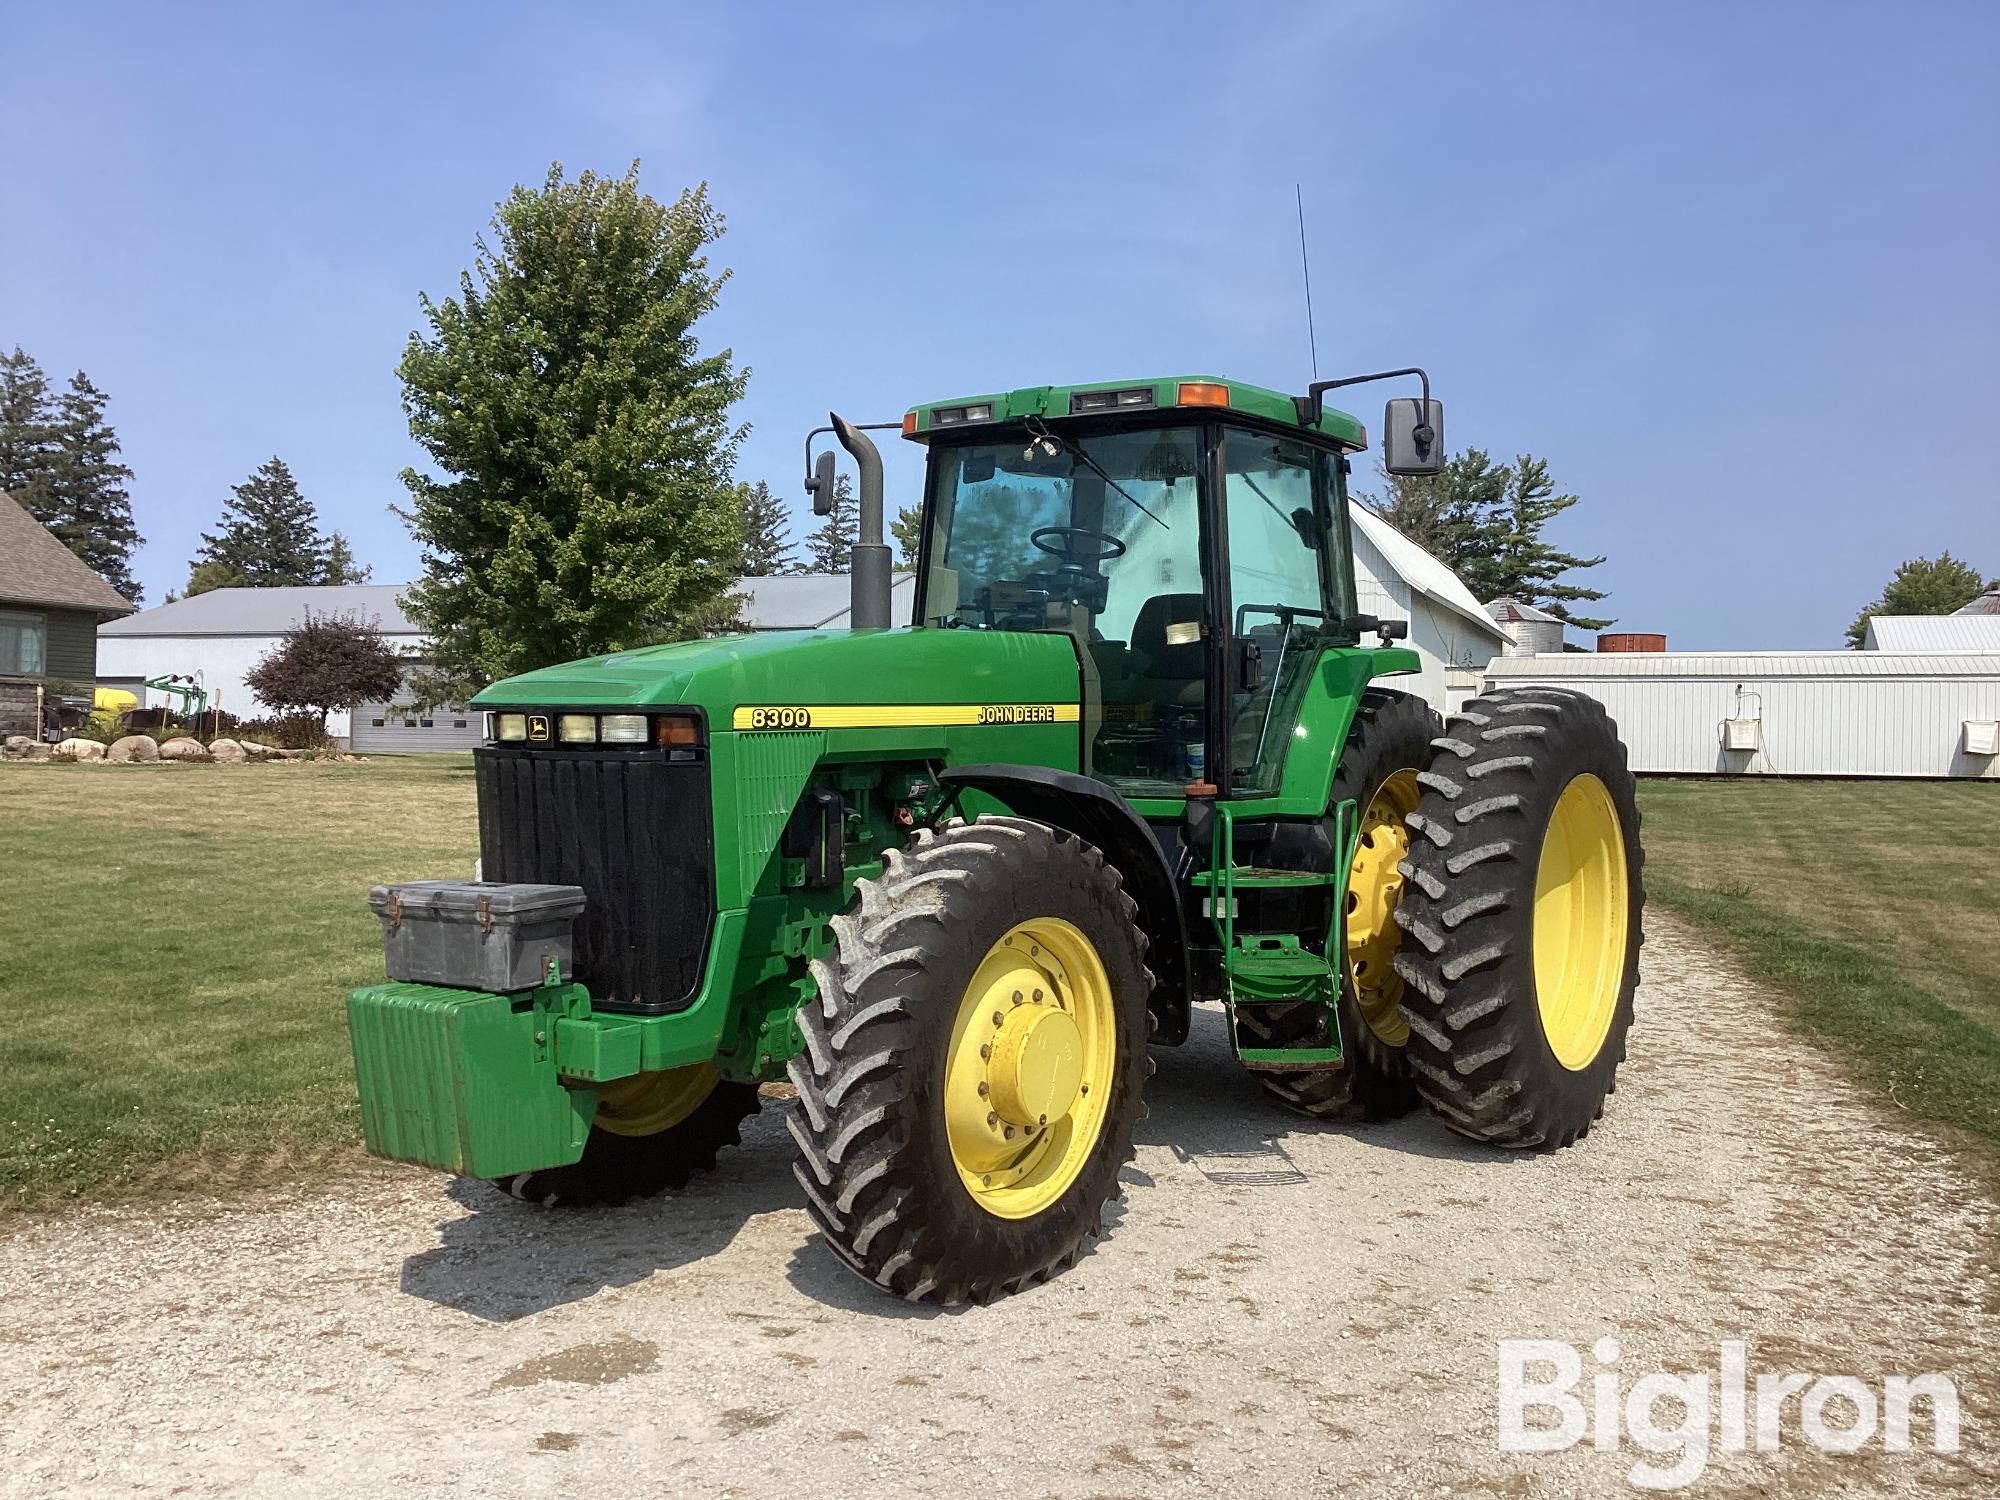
(1486, 597, 1566, 656)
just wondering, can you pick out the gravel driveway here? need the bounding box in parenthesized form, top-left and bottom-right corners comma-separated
(2, 909, 1993, 1498)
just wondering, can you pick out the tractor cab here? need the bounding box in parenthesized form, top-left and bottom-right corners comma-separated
(899, 376, 1425, 801)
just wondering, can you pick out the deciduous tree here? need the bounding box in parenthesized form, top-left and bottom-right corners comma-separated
(244, 611, 405, 737)
(1845, 552, 1994, 647)
(397, 163, 747, 703)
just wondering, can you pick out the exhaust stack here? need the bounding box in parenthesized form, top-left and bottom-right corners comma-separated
(831, 412, 892, 631)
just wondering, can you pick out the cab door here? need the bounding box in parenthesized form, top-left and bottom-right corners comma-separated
(1215, 427, 1345, 795)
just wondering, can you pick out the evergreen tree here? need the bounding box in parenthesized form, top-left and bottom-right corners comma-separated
(321, 531, 374, 585)
(1846, 551, 1995, 647)
(0, 347, 56, 515)
(736, 480, 794, 576)
(44, 372, 144, 603)
(182, 559, 248, 598)
(1360, 449, 1611, 629)
(890, 503, 924, 568)
(800, 474, 856, 573)
(397, 164, 747, 699)
(188, 456, 330, 591)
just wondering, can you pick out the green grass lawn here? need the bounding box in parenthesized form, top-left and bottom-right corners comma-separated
(2, 759, 1994, 1213)
(0, 756, 479, 1211)
(1637, 778, 2000, 1162)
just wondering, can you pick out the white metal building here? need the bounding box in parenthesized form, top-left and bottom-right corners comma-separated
(1485, 650, 2000, 778)
(1485, 597, 1568, 657)
(97, 585, 441, 746)
(1862, 613, 2000, 651)
(1348, 504, 1510, 713)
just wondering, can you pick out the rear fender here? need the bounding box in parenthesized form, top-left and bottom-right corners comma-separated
(939, 764, 1191, 1045)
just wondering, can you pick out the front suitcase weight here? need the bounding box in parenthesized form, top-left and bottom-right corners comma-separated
(368, 880, 587, 993)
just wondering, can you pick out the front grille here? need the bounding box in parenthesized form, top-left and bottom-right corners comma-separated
(474, 748, 716, 1013)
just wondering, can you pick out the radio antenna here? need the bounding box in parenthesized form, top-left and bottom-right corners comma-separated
(1295, 183, 1319, 379)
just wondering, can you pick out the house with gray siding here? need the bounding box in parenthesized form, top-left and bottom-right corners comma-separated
(0, 494, 138, 736)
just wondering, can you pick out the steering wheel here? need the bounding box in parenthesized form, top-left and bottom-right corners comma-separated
(1031, 526, 1126, 565)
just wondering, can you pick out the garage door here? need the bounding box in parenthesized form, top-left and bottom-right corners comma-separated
(351, 698, 484, 753)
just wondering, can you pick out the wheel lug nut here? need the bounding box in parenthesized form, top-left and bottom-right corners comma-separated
(980, 1044, 991, 1060)
(1012, 990, 1022, 1003)
(1032, 988, 1043, 1002)
(977, 1081, 989, 1097)
(1038, 1113, 1047, 1125)
(992, 1010, 1004, 1026)
(1003, 1126, 1015, 1140)
(987, 1111, 999, 1127)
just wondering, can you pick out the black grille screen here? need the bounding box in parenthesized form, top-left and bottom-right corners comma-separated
(474, 748, 716, 1013)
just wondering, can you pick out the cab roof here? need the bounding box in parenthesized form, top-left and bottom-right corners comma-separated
(903, 375, 1368, 450)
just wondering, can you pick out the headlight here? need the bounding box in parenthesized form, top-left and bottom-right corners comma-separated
(495, 713, 527, 742)
(600, 714, 647, 743)
(558, 714, 597, 744)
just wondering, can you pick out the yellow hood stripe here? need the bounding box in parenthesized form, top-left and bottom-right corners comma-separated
(733, 703, 1080, 731)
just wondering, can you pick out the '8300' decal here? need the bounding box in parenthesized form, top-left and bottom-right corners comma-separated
(731, 702, 1081, 731)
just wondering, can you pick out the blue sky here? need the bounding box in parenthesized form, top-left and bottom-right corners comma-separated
(3, 2, 1994, 646)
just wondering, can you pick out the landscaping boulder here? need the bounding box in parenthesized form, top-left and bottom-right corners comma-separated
(208, 738, 247, 764)
(107, 734, 160, 763)
(158, 737, 211, 762)
(3, 734, 33, 751)
(236, 739, 277, 759)
(52, 738, 106, 762)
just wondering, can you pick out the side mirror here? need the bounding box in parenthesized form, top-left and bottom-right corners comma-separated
(805, 450, 838, 516)
(1383, 398, 1445, 476)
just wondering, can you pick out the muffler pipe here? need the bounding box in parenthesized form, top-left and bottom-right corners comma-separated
(831, 411, 892, 631)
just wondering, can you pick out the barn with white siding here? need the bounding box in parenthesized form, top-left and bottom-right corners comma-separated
(1348, 504, 1509, 713)
(1484, 650, 2000, 779)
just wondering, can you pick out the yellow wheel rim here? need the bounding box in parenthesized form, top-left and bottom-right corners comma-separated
(1533, 773, 1630, 1070)
(943, 918, 1117, 1220)
(1346, 768, 1419, 1047)
(592, 1062, 719, 1137)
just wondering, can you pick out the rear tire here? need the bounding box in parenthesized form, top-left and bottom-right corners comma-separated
(789, 817, 1152, 1304)
(1393, 687, 1644, 1148)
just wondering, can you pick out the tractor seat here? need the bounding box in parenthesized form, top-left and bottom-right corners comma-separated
(1126, 593, 1207, 708)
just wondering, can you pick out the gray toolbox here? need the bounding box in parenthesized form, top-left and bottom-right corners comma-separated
(368, 881, 587, 993)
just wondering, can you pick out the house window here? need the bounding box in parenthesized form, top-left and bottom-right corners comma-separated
(420, 719, 434, 728)
(452, 719, 467, 728)
(371, 719, 385, 728)
(0, 610, 46, 677)
(403, 718, 416, 728)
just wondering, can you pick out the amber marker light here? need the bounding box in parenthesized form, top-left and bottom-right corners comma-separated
(655, 714, 701, 747)
(1177, 382, 1230, 408)
(901, 411, 918, 436)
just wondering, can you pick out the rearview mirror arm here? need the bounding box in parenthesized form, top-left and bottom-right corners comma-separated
(1294, 367, 1431, 426)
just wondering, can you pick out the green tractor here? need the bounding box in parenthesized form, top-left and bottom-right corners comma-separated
(349, 371, 1643, 1304)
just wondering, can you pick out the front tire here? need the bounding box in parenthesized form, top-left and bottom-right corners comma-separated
(493, 1063, 759, 1207)
(789, 816, 1152, 1304)
(1393, 687, 1644, 1148)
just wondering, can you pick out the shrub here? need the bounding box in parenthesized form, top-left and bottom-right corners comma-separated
(230, 714, 329, 750)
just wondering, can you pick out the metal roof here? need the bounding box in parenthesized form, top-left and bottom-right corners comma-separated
(1348, 505, 1510, 644)
(1485, 596, 1565, 625)
(1954, 590, 2000, 616)
(0, 494, 137, 616)
(1488, 650, 2000, 680)
(1863, 614, 2000, 651)
(101, 584, 422, 637)
(735, 572, 917, 629)
(101, 575, 920, 639)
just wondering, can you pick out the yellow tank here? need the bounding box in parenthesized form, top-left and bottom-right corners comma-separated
(93, 687, 138, 713)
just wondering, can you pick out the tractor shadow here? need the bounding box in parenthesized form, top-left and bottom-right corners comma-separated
(397, 1104, 806, 1323)
(1135, 1002, 1515, 1170)
(399, 1007, 1510, 1324)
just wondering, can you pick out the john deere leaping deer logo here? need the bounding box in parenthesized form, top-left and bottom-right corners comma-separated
(527, 715, 550, 742)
